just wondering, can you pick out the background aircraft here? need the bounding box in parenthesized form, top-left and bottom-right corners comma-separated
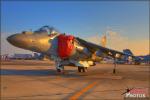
(7, 26, 136, 73)
(122, 49, 146, 65)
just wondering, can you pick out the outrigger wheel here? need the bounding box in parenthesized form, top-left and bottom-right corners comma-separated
(78, 67, 87, 72)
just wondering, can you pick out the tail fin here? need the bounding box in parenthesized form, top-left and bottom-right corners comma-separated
(123, 49, 134, 56)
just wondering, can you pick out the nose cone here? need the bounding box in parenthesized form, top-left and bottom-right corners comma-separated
(7, 34, 30, 49)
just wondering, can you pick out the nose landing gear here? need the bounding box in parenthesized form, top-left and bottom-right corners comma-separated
(56, 65, 65, 74)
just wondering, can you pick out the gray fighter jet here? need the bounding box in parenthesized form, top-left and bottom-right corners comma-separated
(7, 26, 135, 73)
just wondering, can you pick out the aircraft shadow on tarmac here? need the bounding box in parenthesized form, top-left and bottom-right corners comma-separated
(0, 69, 80, 77)
(1, 63, 53, 66)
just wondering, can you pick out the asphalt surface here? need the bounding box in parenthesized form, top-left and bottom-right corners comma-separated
(1, 60, 149, 100)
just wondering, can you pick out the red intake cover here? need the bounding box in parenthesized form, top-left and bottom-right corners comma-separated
(58, 34, 74, 59)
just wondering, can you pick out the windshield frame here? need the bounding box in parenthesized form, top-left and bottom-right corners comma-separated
(33, 26, 59, 35)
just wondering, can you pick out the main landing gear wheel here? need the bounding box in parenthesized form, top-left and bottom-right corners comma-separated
(78, 67, 87, 72)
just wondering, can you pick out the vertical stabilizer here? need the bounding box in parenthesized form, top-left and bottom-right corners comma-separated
(123, 49, 134, 56)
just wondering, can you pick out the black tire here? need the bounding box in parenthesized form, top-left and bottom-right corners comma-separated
(78, 67, 88, 72)
(82, 67, 85, 72)
(78, 67, 82, 72)
(113, 68, 116, 74)
(57, 69, 61, 72)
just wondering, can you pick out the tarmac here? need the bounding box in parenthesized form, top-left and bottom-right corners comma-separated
(1, 60, 149, 100)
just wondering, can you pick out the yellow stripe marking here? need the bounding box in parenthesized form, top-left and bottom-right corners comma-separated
(69, 82, 98, 100)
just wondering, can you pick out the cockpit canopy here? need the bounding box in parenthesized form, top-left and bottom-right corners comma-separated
(34, 25, 60, 35)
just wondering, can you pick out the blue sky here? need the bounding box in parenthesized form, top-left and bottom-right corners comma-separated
(1, 1, 149, 55)
(2, 1, 149, 38)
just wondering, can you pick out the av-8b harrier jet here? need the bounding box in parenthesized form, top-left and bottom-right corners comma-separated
(7, 26, 135, 73)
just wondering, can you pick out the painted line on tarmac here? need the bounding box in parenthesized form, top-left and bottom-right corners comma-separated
(69, 81, 98, 100)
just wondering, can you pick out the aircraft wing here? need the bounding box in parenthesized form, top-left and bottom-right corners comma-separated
(76, 37, 133, 59)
